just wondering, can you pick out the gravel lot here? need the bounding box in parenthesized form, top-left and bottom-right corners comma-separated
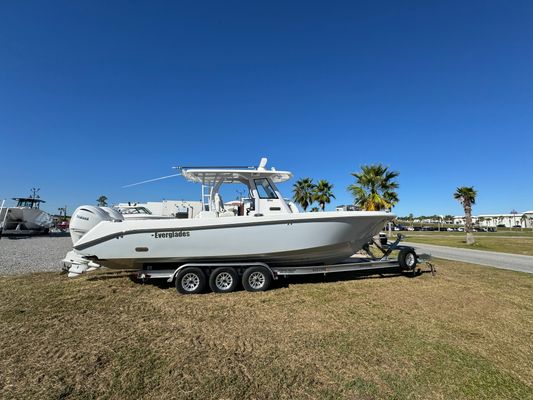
(0, 234, 72, 275)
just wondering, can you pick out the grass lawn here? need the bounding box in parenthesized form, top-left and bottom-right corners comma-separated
(1, 262, 532, 399)
(406, 230, 533, 238)
(404, 235, 533, 256)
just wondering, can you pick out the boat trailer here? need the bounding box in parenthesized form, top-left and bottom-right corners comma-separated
(135, 235, 435, 294)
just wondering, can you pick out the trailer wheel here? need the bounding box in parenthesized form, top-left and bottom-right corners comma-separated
(209, 267, 238, 293)
(398, 248, 417, 270)
(175, 267, 206, 294)
(242, 266, 271, 292)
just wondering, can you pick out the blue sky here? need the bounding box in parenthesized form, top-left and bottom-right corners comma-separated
(1, 1, 532, 216)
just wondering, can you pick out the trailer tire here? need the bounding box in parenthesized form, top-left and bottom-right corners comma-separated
(209, 267, 238, 293)
(242, 266, 271, 292)
(175, 267, 206, 294)
(398, 248, 417, 270)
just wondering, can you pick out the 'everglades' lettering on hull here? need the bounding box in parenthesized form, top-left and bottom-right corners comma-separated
(153, 231, 191, 239)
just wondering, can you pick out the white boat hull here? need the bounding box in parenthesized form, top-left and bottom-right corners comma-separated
(72, 211, 393, 270)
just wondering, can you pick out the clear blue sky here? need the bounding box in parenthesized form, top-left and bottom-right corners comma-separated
(1, 1, 532, 216)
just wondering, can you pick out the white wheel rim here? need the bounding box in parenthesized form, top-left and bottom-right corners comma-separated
(406, 253, 416, 267)
(215, 272, 233, 290)
(248, 271, 266, 289)
(182, 273, 200, 291)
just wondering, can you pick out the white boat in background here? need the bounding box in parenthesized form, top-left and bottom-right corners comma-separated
(0, 197, 54, 235)
(111, 205, 174, 220)
(114, 200, 203, 219)
(63, 158, 395, 278)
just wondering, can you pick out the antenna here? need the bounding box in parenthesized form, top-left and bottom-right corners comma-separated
(258, 157, 268, 171)
(175, 165, 255, 170)
(122, 173, 182, 188)
(30, 187, 40, 199)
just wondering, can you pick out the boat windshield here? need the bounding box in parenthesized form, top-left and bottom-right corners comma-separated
(116, 206, 153, 215)
(15, 199, 41, 209)
(254, 178, 278, 199)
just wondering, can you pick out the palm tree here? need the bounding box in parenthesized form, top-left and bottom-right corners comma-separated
(510, 209, 518, 230)
(313, 180, 335, 211)
(96, 195, 108, 207)
(292, 178, 315, 212)
(520, 214, 527, 230)
(453, 186, 477, 245)
(348, 164, 399, 211)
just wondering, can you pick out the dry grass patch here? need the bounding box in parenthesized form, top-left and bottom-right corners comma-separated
(0, 261, 532, 399)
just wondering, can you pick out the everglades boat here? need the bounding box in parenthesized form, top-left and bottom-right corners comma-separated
(63, 158, 394, 276)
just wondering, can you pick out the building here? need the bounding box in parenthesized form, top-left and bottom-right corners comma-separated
(453, 211, 533, 228)
(336, 205, 360, 211)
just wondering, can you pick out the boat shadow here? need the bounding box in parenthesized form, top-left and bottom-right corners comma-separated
(273, 267, 431, 290)
(86, 271, 136, 281)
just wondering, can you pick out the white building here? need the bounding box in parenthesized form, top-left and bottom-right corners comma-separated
(453, 211, 533, 228)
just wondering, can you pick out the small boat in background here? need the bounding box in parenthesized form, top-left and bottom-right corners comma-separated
(0, 196, 54, 235)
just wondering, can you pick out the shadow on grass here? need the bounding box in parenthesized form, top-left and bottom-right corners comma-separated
(86, 271, 135, 281)
(276, 267, 433, 289)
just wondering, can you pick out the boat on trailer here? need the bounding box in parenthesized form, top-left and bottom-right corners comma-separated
(62, 158, 427, 293)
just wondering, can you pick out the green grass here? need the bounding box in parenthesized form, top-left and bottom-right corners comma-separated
(1, 262, 532, 399)
(404, 234, 533, 256)
(406, 230, 533, 237)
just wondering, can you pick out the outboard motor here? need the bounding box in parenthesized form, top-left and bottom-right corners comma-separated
(69, 205, 123, 245)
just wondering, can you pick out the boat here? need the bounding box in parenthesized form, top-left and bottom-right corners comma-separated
(111, 205, 175, 220)
(63, 158, 394, 277)
(0, 197, 54, 235)
(113, 200, 203, 219)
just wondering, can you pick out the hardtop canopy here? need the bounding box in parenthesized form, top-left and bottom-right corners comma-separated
(12, 197, 46, 203)
(179, 158, 292, 185)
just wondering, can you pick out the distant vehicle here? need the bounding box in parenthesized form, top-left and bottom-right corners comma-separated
(513, 225, 522, 228)
(446, 228, 454, 231)
(457, 227, 464, 232)
(497, 224, 506, 228)
(57, 220, 70, 231)
(421, 226, 434, 231)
